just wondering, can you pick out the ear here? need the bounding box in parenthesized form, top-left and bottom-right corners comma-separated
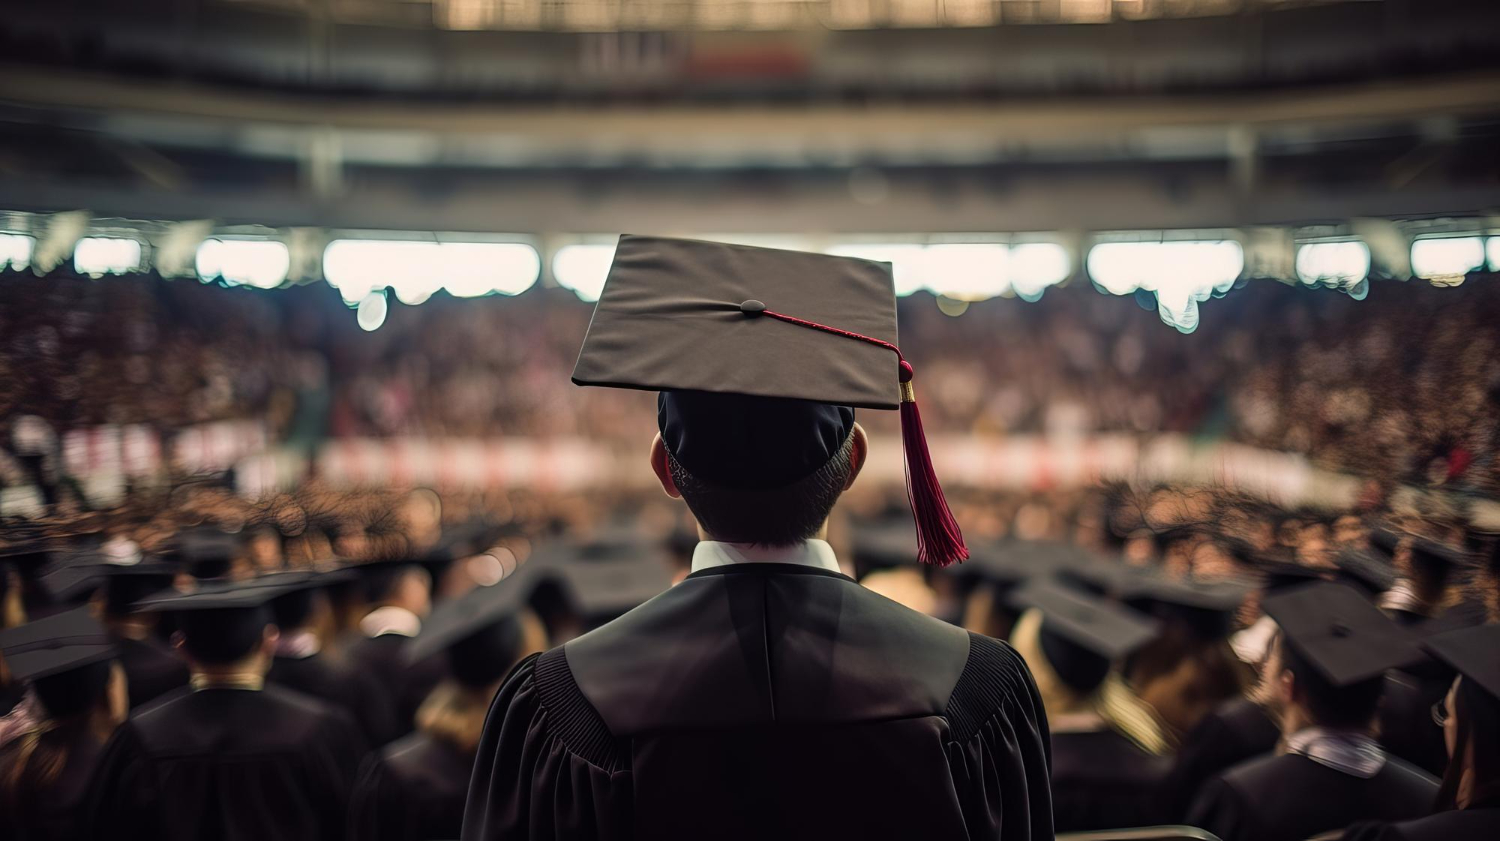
(1278, 668, 1297, 705)
(843, 423, 868, 491)
(650, 434, 681, 499)
(262, 624, 280, 655)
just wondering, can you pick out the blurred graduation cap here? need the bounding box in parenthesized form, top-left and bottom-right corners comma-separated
(540, 541, 672, 629)
(1368, 524, 1403, 559)
(1119, 575, 1252, 641)
(958, 539, 1045, 593)
(850, 518, 923, 573)
(1012, 579, 1161, 695)
(1, 539, 60, 614)
(0, 608, 116, 718)
(171, 528, 242, 581)
(135, 577, 302, 664)
(258, 569, 357, 630)
(571, 235, 965, 567)
(1262, 581, 1423, 686)
(1422, 623, 1500, 703)
(1333, 548, 1396, 598)
(1222, 538, 1326, 593)
(1407, 536, 1470, 583)
(406, 569, 536, 688)
(96, 558, 178, 615)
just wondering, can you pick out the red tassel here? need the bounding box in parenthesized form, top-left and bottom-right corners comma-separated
(898, 361, 967, 567)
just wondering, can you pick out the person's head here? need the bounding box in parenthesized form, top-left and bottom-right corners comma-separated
(1272, 632, 1384, 734)
(1436, 675, 1500, 810)
(175, 608, 279, 675)
(31, 658, 127, 726)
(270, 586, 333, 640)
(362, 563, 433, 618)
(649, 391, 867, 546)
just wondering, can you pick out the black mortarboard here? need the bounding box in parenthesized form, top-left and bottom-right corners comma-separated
(260, 569, 356, 629)
(98, 559, 178, 614)
(1422, 623, 1500, 702)
(1012, 579, 1161, 694)
(959, 540, 1041, 592)
(1262, 581, 1424, 686)
(1407, 536, 1469, 581)
(136, 577, 299, 664)
(174, 528, 242, 580)
(571, 234, 965, 566)
(1256, 560, 1330, 593)
(543, 542, 671, 628)
(851, 518, 922, 572)
(1368, 524, 1403, 559)
(1333, 548, 1396, 597)
(1120, 576, 1251, 640)
(0, 606, 114, 682)
(406, 570, 534, 687)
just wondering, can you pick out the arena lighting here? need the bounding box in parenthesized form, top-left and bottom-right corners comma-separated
(1086, 240, 1244, 334)
(922, 244, 1010, 301)
(1009, 243, 1073, 300)
(1489, 237, 1500, 273)
(356, 291, 388, 331)
(551, 243, 617, 302)
(195, 239, 291, 289)
(323, 239, 540, 305)
(73, 237, 143, 276)
(0, 233, 34, 270)
(1294, 241, 1370, 286)
(824, 243, 928, 297)
(1410, 236, 1485, 281)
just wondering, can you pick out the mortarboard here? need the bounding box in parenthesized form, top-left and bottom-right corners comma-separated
(540, 541, 672, 627)
(97, 558, 178, 614)
(1262, 581, 1424, 686)
(1333, 548, 1396, 598)
(173, 528, 242, 580)
(1422, 623, 1500, 702)
(571, 235, 965, 566)
(1368, 524, 1403, 559)
(406, 569, 536, 687)
(1119, 575, 1251, 640)
(1011, 579, 1160, 694)
(135, 577, 301, 664)
(0, 606, 114, 682)
(1406, 536, 1469, 580)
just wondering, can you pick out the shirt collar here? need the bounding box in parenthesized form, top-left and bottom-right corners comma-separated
(690, 539, 842, 575)
(274, 630, 321, 659)
(360, 605, 423, 639)
(1285, 726, 1387, 778)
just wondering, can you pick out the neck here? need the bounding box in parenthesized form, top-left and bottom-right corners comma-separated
(104, 615, 155, 641)
(190, 654, 267, 690)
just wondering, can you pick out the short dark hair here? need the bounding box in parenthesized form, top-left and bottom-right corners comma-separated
(1281, 637, 1384, 730)
(668, 433, 854, 547)
(180, 608, 271, 665)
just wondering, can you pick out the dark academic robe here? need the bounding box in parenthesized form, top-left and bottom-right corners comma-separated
(1157, 695, 1280, 821)
(1378, 672, 1450, 777)
(1186, 752, 1439, 841)
(346, 633, 447, 738)
(463, 563, 1054, 841)
(1340, 801, 1500, 841)
(86, 684, 368, 841)
(351, 732, 475, 841)
(1051, 727, 1171, 832)
(0, 724, 106, 841)
(112, 635, 189, 709)
(269, 651, 400, 747)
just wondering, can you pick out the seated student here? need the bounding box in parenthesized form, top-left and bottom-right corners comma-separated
(265, 570, 399, 746)
(1338, 622, 1500, 841)
(345, 559, 445, 736)
(86, 577, 368, 841)
(1188, 582, 1439, 841)
(0, 609, 127, 841)
(351, 571, 547, 841)
(1011, 580, 1172, 832)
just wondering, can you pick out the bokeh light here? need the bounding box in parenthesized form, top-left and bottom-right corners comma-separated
(196, 238, 291, 289)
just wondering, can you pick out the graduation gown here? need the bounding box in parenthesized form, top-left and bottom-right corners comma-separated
(351, 732, 476, 841)
(268, 652, 400, 746)
(1157, 695, 1280, 821)
(86, 684, 368, 841)
(346, 633, 447, 738)
(1340, 802, 1500, 841)
(1186, 752, 1439, 841)
(1050, 727, 1170, 832)
(0, 724, 106, 841)
(112, 635, 189, 709)
(463, 563, 1053, 841)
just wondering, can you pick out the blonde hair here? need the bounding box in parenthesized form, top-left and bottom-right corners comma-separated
(1010, 607, 1171, 755)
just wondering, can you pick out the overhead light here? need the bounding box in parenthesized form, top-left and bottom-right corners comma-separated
(1009, 243, 1072, 300)
(196, 239, 291, 289)
(1411, 236, 1485, 281)
(324, 239, 539, 305)
(356, 291, 388, 331)
(0, 233, 34, 270)
(73, 237, 143, 276)
(922, 243, 1010, 301)
(1087, 240, 1243, 333)
(1295, 241, 1370, 285)
(825, 243, 927, 296)
(552, 243, 617, 302)
(1489, 236, 1500, 273)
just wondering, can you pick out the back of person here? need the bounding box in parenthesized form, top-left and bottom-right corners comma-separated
(465, 563, 1053, 841)
(89, 684, 366, 841)
(1, 727, 106, 841)
(1051, 728, 1170, 832)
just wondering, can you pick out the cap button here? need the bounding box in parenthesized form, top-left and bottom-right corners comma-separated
(740, 300, 766, 317)
(1330, 621, 1351, 638)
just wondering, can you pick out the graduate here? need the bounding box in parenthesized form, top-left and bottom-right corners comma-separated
(86, 577, 368, 841)
(463, 236, 1053, 841)
(1339, 622, 1500, 841)
(265, 569, 399, 746)
(1010, 579, 1172, 832)
(95, 559, 190, 709)
(344, 557, 445, 737)
(352, 568, 546, 841)
(1187, 581, 1439, 841)
(0, 608, 126, 841)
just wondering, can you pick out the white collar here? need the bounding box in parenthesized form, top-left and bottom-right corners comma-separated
(360, 605, 423, 639)
(1285, 726, 1386, 778)
(690, 539, 842, 575)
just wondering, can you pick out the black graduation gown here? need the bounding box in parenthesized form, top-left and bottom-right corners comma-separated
(268, 652, 400, 746)
(346, 633, 447, 739)
(1377, 671, 1450, 777)
(1186, 752, 1439, 841)
(1340, 804, 1500, 841)
(0, 724, 106, 841)
(463, 563, 1053, 841)
(1157, 695, 1280, 821)
(112, 635, 189, 709)
(351, 732, 476, 841)
(1051, 727, 1171, 832)
(85, 684, 368, 841)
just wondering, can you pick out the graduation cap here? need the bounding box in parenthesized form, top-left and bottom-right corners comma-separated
(1406, 536, 1469, 582)
(173, 528, 242, 580)
(543, 542, 672, 627)
(1119, 575, 1252, 640)
(959, 539, 1043, 592)
(97, 559, 178, 615)
(850, 518, 923, 571)
(0, 607, 116, 718)
(1262, 581, 1424, 686)
(135, 577, 301, 665)
(571, 235, 965, 567)
(1422, 623, 1500, 703)
(1367, 524, 1403, 559)
(1012, 579, 1161, 694)
(259, 569, 357, 630)
(1333, 548, 1396, 598)
(406, 571, 535, 688)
